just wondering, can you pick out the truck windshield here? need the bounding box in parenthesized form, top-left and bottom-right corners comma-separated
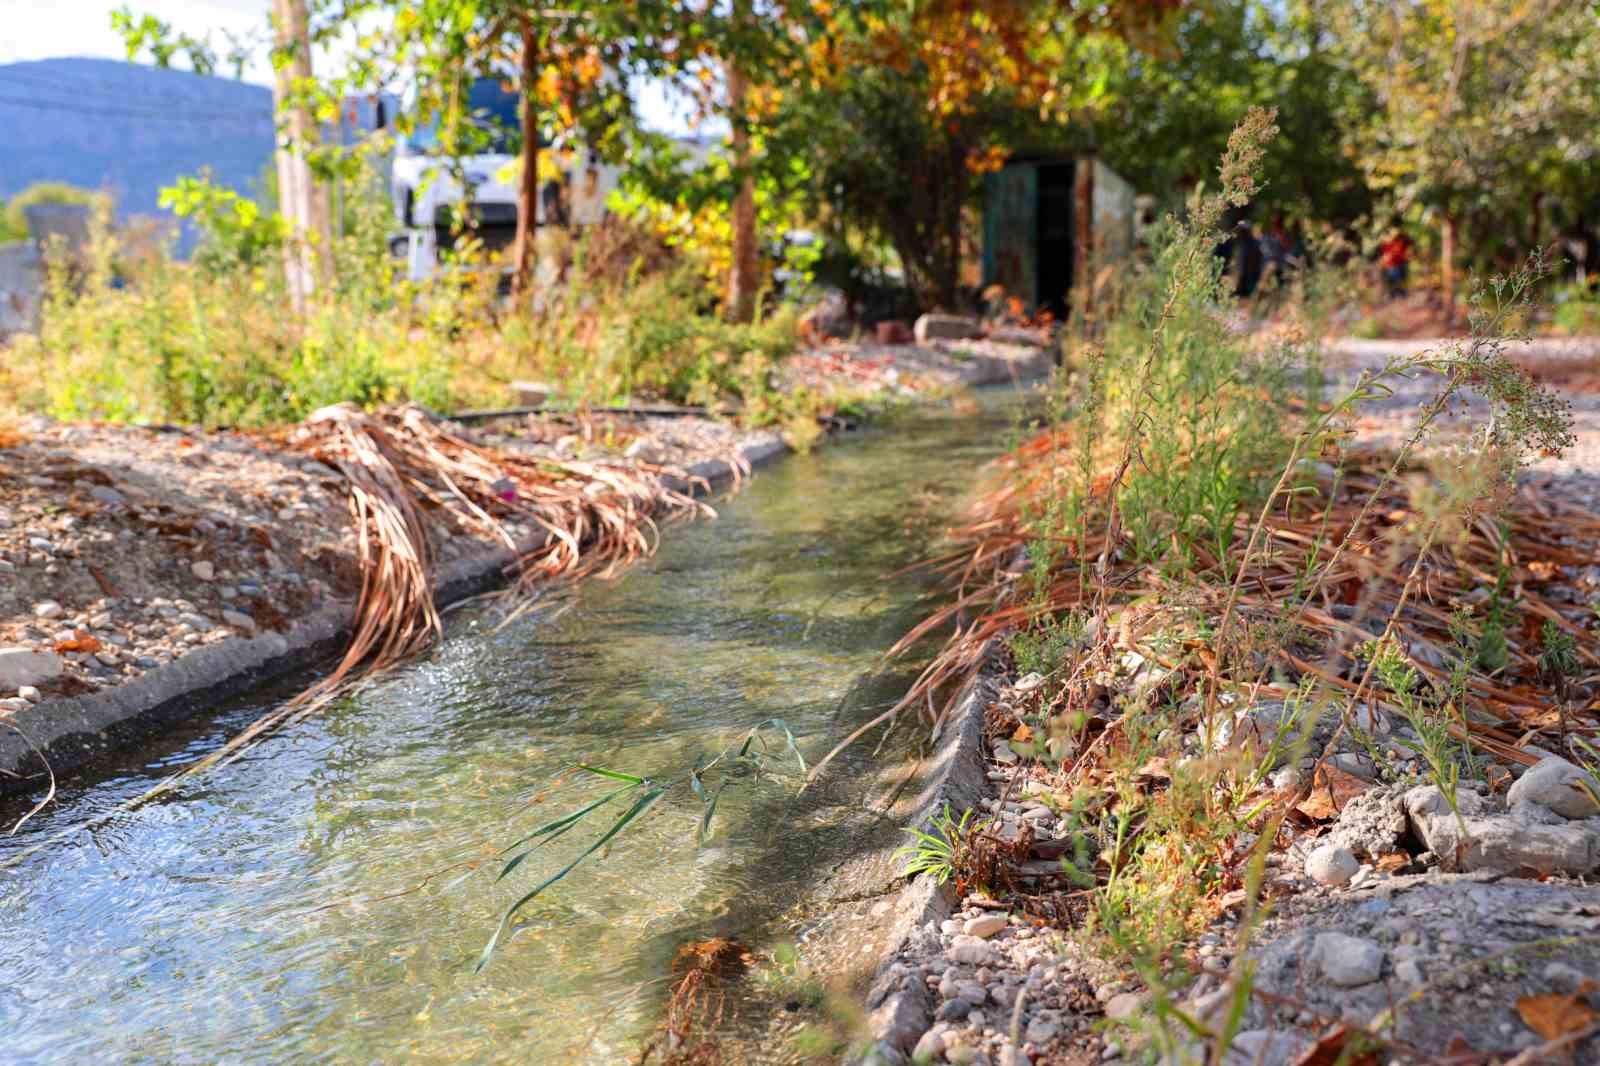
(410, 76, 521, 154)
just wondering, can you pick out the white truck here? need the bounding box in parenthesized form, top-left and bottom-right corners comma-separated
(388, 76, 622, 282)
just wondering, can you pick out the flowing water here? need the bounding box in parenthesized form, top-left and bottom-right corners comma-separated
(0, 390, 1029, 1064)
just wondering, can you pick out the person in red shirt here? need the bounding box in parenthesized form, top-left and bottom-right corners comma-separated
(1378, 228, 1414, 299)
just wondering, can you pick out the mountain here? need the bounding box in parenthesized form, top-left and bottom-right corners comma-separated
(0, 57, 275, 249)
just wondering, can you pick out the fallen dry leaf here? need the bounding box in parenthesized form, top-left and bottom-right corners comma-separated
(1012, 723, 1033, 744)
(1374, 852, 1410, 874)
(1289, 1024, 1380, 1066)
(53, 634, 102, 654)
(1516, 985, 1599, 1041)
(1296, 763, 1373, 820)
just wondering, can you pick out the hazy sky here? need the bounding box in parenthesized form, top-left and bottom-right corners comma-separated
(0, 0, 699, 132)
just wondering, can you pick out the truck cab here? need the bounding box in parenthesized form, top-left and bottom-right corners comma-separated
(390, 76, 522, 281)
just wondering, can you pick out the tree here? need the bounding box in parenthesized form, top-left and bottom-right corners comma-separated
(1318, 0, 1600, 319)
(270, 0, 332, 310)
(772, 1, 1183, 311)
(1081, 0, 1370, 226)
(115, 1, 329, 308)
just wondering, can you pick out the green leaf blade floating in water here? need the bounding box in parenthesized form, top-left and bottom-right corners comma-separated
(478, 785, 668, 973)
(697, 781, 731, 846)
(574, 764, 646, 784)
(494, 782, 640, 882)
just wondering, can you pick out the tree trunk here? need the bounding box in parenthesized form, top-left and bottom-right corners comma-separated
(1441, 212, 1457, 325)
(512, 18, 540, 299)
(724, 0, 758, 324)
(270, 0, 323, 310)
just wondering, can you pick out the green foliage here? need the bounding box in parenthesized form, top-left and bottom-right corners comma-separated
(895, 803, 990, 886)
(2, 159, 484, 427)
(480, 718, 807, 972)
(1, 182, 109, 242)
(159, 173, 289, 274)
(1538, 620, 1581, 684)
(1552, 284, 1600, 337)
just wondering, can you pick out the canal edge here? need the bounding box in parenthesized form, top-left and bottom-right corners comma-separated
(851, 647, 1005, 1065)
(0, 432, 789, 790)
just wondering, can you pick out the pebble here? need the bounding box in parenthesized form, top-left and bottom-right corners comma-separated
(913, 1029, 945, 1061)
(1394, 958, 1425, 986)
(947, 935, 997, 966)
(955, 980, 988, 1005)
(0, 697, 29, 713)
(191, 560, 215, 581)
(963, 914, 1008, 939)
(88, 485, 126, 505)
(1311, 932, 1384, 987)
(1025, 1019, 1059, 1043)
(221, 609, 256, 632)
(1305, 843, 1359, 886)
(1105, 991, 1145, 1020)
(1507, 756, 1600, 819)
(0, 648, 66, 690)
(33, 601, 63, 619)
(17, 686, 40, 703)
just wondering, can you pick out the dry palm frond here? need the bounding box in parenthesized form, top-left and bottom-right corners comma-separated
(638, 937, 751, 1066)
(114, 403, 718, 808)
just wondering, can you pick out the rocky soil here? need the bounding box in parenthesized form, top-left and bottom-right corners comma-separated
(858, 336, 1600, 1066)
(867, 667, 1600, 1066)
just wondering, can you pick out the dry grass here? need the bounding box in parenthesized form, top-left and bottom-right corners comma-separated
(878, 442, 1600, 764)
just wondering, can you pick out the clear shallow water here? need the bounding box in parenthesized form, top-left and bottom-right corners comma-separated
(0, 391, 1028, 1064)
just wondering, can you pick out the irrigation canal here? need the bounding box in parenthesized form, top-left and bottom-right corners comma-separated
(0, 387, 1030, 1063)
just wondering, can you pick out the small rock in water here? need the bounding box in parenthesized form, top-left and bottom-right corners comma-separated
(1311, 932, 1384, 987)
(191, 560, 215, 581)
(963, 914, 1007, 939)
(1305, 843, 1359, 886)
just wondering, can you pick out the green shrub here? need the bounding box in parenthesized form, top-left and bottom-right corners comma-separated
(1, 181, 109, 240)
(1552, 283, 1600, 335)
